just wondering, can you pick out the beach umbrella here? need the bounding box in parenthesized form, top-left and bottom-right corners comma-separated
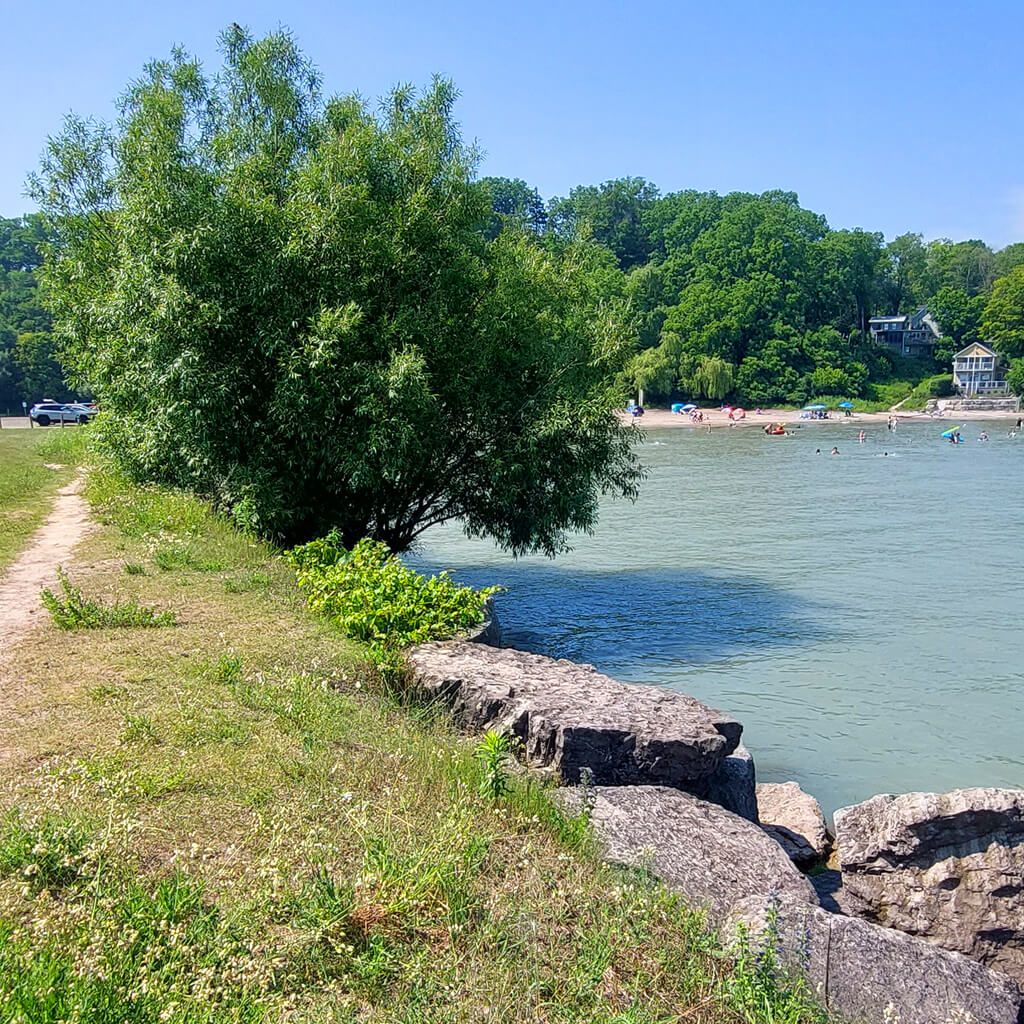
(722, 406, 733, 413)
(671, 403, 685, 413)
(803, 403, 826, 410)
(838, 401, 854, 408)
(682, 403, 697, 410)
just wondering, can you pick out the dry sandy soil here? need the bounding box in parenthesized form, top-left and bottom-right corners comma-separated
(0, 474, 92, 666)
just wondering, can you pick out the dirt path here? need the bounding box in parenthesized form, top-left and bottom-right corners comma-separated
(0, 475, 93, 655)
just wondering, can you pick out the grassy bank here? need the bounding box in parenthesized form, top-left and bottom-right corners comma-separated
(0, 427, 82, 571)
(0, 442, 826, 1023)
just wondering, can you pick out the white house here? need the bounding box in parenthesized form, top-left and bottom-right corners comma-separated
(951, 342, 1008, 396)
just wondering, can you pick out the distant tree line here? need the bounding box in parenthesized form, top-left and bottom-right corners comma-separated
(11, 170, 1024, 414)
(480, 176, 1024, 404)
(0, 215, 79, 410)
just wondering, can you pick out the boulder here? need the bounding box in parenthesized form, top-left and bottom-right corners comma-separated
(757, 781, 831, 867)
(689, 744, 758, 822)
(560, 785, 815, 921)
(835, 788, 1024, 985)
(407, 643, 742, 787)
(724, 893, 1024, 1024)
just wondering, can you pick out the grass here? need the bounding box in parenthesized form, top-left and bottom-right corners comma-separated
(0, 456, 829, 1024)
(0, 428, 83, 571)
(42, 567, 177, 628)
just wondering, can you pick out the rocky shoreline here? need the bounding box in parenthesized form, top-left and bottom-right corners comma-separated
(410, 628, 1024, 1024)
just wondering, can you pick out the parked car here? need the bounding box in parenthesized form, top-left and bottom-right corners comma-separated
(29, 401, 95, 426)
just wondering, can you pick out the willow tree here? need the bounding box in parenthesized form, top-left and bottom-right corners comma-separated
(31, 27, 641, 554)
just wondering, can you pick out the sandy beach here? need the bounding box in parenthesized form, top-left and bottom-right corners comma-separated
(618, 405, 1023, 431)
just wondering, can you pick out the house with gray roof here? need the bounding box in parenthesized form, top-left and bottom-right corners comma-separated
(868, 307, 942, 359)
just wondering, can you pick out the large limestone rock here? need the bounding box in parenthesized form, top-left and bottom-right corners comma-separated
(757, 781, 831, 867)
(407, 643, 742, 787)
(835, 788, 1024, 985)
(690, 744, 758, 822)
(724, 893, 1024, 1024)
(561, 785, 815, 921)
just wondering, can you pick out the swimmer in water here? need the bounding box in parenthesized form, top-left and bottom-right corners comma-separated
(858, 430, 866, 443)
(830, 447, 839, 455)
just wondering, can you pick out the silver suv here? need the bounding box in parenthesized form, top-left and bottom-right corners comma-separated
(29, 402, 94, 426)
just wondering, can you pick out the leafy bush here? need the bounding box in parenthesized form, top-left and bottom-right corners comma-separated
(289, 533, 498, 677)
(927, 374, 956, 397)
(42, 568, 176, 629)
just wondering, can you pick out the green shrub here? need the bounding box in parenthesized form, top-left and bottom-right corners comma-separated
(474, 730, 513, 800)
(42, 568, 176, 629)
(289, 533, 498, 678)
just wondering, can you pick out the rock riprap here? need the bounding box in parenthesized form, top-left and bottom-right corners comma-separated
(692, 743, 758, 822)
(560, 785, 815, 920)
(835, 788, 1024, 985)
(757, 781, 831, 867)
(724, 893, 1024, 1024)
(407, 643, 742, 787)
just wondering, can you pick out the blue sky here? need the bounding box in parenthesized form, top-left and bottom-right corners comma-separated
(5, 0, 1022, 246)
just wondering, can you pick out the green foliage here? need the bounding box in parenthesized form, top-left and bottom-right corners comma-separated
(879, 232, 929, 313)
(930, 286, 985, 348)
(982, 265, 1024, 360)
(0, 811, 95, 891)
(223, 569, 270, 593)
(41, 567, 176, 629)
(895, 374, 955, 411)
(867, 379, 915, 408)
(289, 532, 498, 677)
(479, 176, 547, 238)
(693, 354, 734, 401)
(33, 28, 640, 555)
(0, 215, 75, 410)
(995, 242, 1024, 279)
(724, 894, 827, 1024)
(927, 238, 996, 296)
(0, 849, 270, 1024)
(474, 730, 513, 800)
(548, 177, 660, 270)
(1007, 359, 1024, 399)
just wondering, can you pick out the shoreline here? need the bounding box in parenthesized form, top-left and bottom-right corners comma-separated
(619, 407, 1024, 430)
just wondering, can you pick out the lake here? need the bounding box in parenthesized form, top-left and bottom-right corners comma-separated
(410, 418, 1024, 817)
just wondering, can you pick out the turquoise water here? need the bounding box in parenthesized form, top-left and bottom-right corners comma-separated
(410, 419, 1024, 817)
